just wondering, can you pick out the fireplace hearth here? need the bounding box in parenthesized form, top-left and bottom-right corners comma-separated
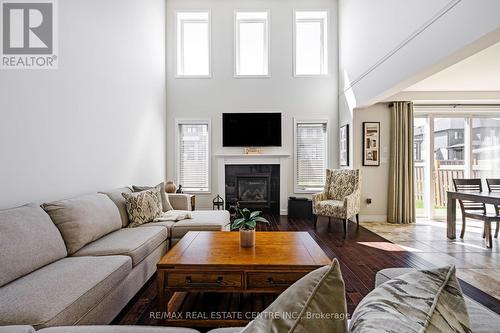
(225, 165, 279, 213)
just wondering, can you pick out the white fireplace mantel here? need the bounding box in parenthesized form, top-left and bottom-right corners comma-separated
(215, 153, 291, 215)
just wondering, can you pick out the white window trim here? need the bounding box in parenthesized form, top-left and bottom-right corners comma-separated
(233, 9, 271, 78)
(293, 9, 330, 78)
(175, 10, 212, 79)
(175, 118, 212, 193)
(293, 117, 329, 193)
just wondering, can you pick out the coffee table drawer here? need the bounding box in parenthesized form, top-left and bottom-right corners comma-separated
(167, 272, 242, 289)
(247, 272, 308, 289)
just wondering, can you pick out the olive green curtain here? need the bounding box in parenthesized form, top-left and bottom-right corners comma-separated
(388, 101, 415, 224)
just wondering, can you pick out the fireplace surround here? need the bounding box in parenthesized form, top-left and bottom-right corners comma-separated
(225, 165, 279, 213)
(216, 153, 290, 215)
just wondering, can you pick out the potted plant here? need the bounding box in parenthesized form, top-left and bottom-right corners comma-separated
(231, 208, 269, 248)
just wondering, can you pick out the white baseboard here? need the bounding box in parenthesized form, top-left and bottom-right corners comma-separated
(359, 214, 387, 222)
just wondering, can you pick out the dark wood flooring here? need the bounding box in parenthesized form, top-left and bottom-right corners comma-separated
(112, 215, 500, 329)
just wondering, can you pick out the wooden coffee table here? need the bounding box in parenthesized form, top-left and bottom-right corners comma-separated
(157, 231, 331, 326)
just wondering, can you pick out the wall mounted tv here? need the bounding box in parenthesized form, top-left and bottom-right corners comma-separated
(223, 113, 282, 147)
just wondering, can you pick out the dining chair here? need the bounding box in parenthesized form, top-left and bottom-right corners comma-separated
(453, 178, 500, 248)
(486, 178, 500, 239)
(452, 179, 485, 239)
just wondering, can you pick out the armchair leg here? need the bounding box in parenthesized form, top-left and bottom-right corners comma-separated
(495, 222, 499, 238)
(344, 218, 348, 238)
(356, 214, 360, 228)
(328, 217, 331, 229)
(313, 214, 318, 227)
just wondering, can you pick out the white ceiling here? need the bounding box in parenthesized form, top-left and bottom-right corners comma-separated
(404, 41, 500, 91)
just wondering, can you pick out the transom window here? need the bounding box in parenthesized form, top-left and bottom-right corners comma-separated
(294, 10, 328, 76)
(176, 11, 211, 77)
(234, 11, 269, 76)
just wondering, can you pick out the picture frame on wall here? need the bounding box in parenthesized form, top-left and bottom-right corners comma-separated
(339, 124, 349, 166)
(362, 122, 380, 166)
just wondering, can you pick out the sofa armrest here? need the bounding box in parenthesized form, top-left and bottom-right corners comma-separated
(168, 194, 193, 211)
(0, 326, 35, 333)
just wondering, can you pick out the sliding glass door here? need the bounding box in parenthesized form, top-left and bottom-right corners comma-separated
(433, 117, 465, 218)
(472, 117, 500, 179)
(414, 108, 500, 220)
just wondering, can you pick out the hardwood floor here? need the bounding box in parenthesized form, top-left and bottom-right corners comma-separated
(112, 215, 500, 329)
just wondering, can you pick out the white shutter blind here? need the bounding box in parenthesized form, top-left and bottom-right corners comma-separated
(179, 123, 209, 192)
(296, 122, 327, 190)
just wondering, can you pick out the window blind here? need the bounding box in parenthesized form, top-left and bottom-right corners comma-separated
(296, 122, 327, 190)
(179, 123, 209, 192)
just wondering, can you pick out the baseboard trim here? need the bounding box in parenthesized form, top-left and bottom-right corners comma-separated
(280, 209, 288, 216)
(360, 214, 387, 222)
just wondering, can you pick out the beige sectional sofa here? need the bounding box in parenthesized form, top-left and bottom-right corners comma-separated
(0, 187, 229, 330)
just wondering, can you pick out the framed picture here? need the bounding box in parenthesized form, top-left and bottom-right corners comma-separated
(362, 122, 380, 166)
(339, 124, 349, 166)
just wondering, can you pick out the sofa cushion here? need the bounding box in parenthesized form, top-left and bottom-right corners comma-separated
(0, 204, 67, 287)
(37, 326, 200, 333)
(42, 194, 122, 254)
(123, 186, 163, 227)
(171, 210, 230, 239)
(376, 268, 500, 333)
(0, 256, 131, 329)
(133, 182, 173, 212)
(139, 221, 176, 231)
(99, 187, 133, 227)
(73, 227, 167, 266)
(350, 266, 471, 333)
(241, 259, 348, 333)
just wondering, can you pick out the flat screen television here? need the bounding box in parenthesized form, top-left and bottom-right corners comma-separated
(223, 113, 282, 147)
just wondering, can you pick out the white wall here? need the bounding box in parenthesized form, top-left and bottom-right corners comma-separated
(0, 0, 166, 209)
(166, 0, 338, 209)
(352, 104, 391, 221)
(340, 0, 500, 108)
(338, 0, 500, 167)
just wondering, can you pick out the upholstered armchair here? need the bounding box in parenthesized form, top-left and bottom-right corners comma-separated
(312, 169, 361, 237)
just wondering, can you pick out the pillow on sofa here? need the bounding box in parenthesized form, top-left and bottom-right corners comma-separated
(123, 186, 163, 227)
(349, 265, 472, 333)
(132, 182, 173, 212)
(99, 187, 133, 227)
(0, 204, 67, 287)
(241, 259, 348, 333)
(42, 194, 122, 255)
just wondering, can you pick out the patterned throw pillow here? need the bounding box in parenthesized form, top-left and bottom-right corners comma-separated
(241, 259, 348, 333)
(350, 265, 472, 333)
(122, 185, 163, 227)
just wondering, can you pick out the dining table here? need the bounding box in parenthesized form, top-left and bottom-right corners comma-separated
(447, 190, 500, 247)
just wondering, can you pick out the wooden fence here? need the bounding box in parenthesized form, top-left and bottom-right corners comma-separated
(415, 160, 468, 207)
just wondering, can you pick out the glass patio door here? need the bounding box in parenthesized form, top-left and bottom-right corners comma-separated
(414, 107, 500, 220)
(432, 118, 466, 219)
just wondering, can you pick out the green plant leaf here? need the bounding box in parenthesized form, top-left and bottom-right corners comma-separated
(240, 208, 251, 220)
(250, 210, 262, 219)
(254, 216, 270, 224)
(231, 218, 245, 230)
(246, 220, 257, 229)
